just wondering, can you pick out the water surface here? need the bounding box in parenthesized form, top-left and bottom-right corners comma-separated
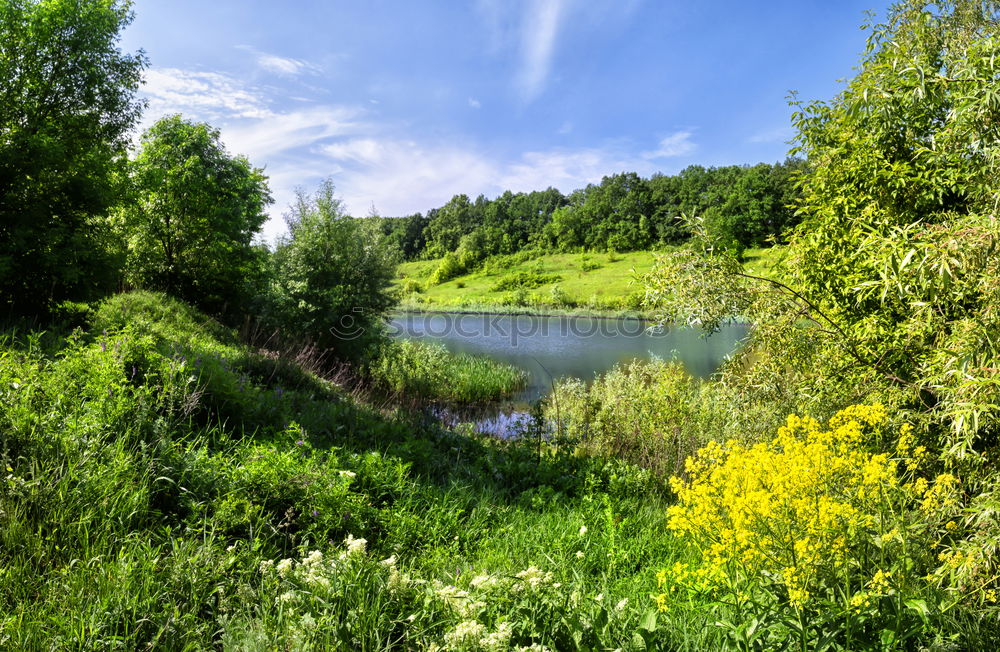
(390, 312, 748, 404)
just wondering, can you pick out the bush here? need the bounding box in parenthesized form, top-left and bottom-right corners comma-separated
(489, 271, 562, 292)
(545, 359, 708, 477)
(659, 405, 965, 650)
(429, 253, 465, 285)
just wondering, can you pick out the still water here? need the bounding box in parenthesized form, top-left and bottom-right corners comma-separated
(389, 312, 749, 404)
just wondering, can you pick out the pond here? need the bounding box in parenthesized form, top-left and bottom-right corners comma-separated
(389, 311, 749, 405)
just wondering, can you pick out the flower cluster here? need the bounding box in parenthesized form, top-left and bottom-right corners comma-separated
(659, 405, 958, 617)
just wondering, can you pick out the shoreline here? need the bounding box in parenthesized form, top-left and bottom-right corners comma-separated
(392, 304, 753, 327)
(392, 302, 655, 322)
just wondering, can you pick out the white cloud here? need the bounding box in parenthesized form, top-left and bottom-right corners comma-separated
(142, 68, 273, 122)
(222, 107, 362, 160)
(236, 45, 321, 77)
(642, 130, 697, 159)
(747, 125, 794, 144)
(137, 65, 681, 243)
(518, 0, 567, 102)
(468, 97, 482, 109)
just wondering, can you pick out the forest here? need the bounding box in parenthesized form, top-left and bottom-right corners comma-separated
(3, 0, 1000, 650)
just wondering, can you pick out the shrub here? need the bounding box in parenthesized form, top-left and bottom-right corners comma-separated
(546, 360, 707, 477)
(659, 405, 964, 650)
(429, 252, 465, 285)
(489, 271, 562, 292)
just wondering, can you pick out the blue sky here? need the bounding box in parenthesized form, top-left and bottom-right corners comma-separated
(121, 0, 883, 241)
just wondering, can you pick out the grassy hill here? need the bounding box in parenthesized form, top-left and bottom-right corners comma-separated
(395, 247, 788, 315)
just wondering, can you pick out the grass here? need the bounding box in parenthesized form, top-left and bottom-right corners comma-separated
(366, 338, 528, 404)
(395, 247, 788, 316)
(395, 251, 661, 315)
(0, 290, 717, 650)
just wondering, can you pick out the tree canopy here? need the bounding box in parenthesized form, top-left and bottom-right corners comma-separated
(117, 114, 272, 317)
(0, 0, 146, 315)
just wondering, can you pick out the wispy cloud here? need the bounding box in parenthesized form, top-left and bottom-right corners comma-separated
(517, 0, 567, 102)
(237, 45, 322, 77)
(642, 130, 697, 159)
(468, 97, 482, 109)
(747, 125, 794, 144)
(138, 65, 678, 242)
(143, 68, 272, 122)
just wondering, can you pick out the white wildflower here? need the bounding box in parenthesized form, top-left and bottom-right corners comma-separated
(300, 613, 316, 629)
(444, 620, 486, 646)
(515, 566, 553, 590)
(277, 591, 296, 604)
(303, 550, 323, 567)
(380, 555, 397, 567)
(615, 597, 629, 611)
(339, 470, 356, 480)
(575, 550, 585, 559)
(479, 622, 513, 650)
(343, 534, 367, 556)
(259, 559, 275, 574)
(470, 574, 498, 590)
(276, 558, 294, 577)
(579, 525, 587, 536)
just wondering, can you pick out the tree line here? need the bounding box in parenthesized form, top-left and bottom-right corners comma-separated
(370, 158, 805, 265)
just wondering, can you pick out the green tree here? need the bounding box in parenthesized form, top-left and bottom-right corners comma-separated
(0, 0, 146, 316)
(648, 0, 1000, 458)
(267, 179, 398, 360)
(118, 115, 272, 317)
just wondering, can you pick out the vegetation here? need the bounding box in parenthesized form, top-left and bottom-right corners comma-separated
(0, 0, 145, 316)
(0, 291, 679, 649)
(6, 0, 1000, 648)
(263, 179, 399, 361)
(366, 338, 528, 403)
(116, 114, 272, 318)
(396, 250, 663, 314)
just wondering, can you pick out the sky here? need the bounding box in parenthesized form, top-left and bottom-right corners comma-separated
(120, 0, 885, 241)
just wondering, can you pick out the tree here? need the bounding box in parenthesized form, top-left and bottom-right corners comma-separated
(118, 115, 272, 317)
(0, 0, 146, 316)
(267, 179, 398, 360)
(648, 0, 1000, 459)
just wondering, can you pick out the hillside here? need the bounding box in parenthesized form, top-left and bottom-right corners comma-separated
(394, 247, 788, 315)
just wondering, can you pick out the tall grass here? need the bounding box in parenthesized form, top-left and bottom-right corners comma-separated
(367, 338, 527, 403)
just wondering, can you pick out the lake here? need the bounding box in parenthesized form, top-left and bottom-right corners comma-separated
(389, 311, 749, 404)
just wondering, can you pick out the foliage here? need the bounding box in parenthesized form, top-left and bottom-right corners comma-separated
(366, 338, 527, 403)
(266, 179, 398, 360)
(0, 0, 146, 315)
(661, 405, 973, 650)
(117, 115, 272, 318)
(644, 1, 1000, 460)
